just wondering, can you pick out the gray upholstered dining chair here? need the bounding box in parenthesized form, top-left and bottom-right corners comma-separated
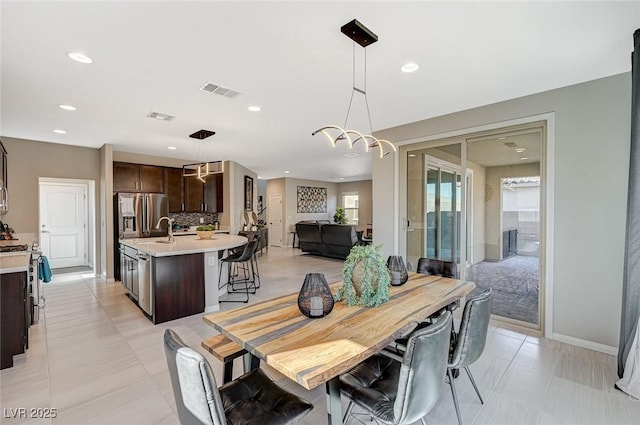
(163, 329, 313, 425)
(447, 288, 493, 425)
(339, 311, 453, 425)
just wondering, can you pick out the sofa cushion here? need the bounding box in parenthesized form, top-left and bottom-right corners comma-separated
(321, 224, 358, 246)
(295, 223, 323, 243)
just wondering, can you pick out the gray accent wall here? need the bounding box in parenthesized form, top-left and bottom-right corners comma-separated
(373, 73, 631, 349)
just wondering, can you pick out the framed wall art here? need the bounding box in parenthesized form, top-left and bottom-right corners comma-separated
(297, 186, 327, 213)
(244, 175, 254, 211)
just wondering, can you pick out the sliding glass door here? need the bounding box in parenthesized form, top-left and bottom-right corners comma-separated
(403, 124, 545, 329)
(405, 144, 462, 270)
(425, 159, 462, 263)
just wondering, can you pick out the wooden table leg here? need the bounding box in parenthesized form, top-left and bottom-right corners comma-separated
(325, 376, 342, 425)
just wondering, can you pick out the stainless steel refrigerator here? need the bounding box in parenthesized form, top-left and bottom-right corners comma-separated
(114, 193, 168, 280)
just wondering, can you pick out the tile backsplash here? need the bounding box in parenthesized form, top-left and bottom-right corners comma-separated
(169, 212, 219, 227)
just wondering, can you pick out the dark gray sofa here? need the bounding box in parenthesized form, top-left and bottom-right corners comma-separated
(295, 221, 360, 260)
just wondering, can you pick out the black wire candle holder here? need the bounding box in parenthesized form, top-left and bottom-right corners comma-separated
(387, 255, 409, 286)
(298, 273, 335, 318)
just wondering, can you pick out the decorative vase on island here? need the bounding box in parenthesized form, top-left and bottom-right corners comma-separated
(387, 255, 408, 286)
(298, 273, 334, 318)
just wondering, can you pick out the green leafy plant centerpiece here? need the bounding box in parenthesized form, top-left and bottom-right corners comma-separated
(336, 244, 391, 307)
(333, 207, 348, 224)
(196, 224, 215, 239)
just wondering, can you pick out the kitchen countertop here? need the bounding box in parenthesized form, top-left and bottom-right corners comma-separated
(173, 228, 230, 236)
(0, 252, 31, 274)
(120, 233, 247, 257)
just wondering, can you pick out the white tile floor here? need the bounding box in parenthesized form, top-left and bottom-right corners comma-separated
(1, 247, 638, 425)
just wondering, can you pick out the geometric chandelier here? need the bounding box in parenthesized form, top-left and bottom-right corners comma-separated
(182, 129, 224, 182)
(312, 19, 396, 158)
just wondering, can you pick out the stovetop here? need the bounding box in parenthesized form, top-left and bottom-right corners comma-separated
(0, 244, 29, 252)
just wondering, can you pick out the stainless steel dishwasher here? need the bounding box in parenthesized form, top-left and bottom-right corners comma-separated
(137, 251, 152, 315)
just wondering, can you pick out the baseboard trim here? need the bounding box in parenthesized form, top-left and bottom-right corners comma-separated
(552, 332, 617, 355)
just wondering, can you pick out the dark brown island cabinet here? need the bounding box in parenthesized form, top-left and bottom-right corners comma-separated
(152, 254, 205, 324)
(1, 271, 29, 370)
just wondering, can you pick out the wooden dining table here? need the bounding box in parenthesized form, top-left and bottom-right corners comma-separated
(203, 272, 475, 425)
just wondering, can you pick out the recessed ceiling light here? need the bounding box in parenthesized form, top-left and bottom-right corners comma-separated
(515, 148, 526, 153)
(408, 153, 417, 158)
(248, 106, 261, 112)
(520, 157, 529, 160)
(400, 62, 419, 73)
(58, 104, 77, 111)
(168, 146, 177, 150)
(498, 137, 506, 140)
(53, 129, 67, 134)
(258, 176, 263, 179)
(339, 177, 345, 181)
(342, 152, 360, 158)
(284, 170, 290, 174)
(67, 52, 93, 64)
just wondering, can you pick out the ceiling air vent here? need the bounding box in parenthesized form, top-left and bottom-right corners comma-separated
(147, 111, 175, 121)
(189, 129, 216, 139)
(199, 82, 241, 98)
(504, 142, 517, 148)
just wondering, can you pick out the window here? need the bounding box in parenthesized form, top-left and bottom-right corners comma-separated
(342, 192, 359, 225)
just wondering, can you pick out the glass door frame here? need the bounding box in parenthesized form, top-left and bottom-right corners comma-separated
(396, 118, 551, 334)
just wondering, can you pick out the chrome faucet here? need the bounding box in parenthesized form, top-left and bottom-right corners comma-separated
(156, 216, 174, 242)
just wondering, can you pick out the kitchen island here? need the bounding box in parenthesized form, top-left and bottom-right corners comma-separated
(119, 233, 246, 324)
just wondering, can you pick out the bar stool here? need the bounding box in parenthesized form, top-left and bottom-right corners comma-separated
(218, 238, 260, 303)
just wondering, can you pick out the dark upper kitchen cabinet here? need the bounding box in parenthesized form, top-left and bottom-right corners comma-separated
(139, 165, 164, 193)
(113, 162, 164, 193)
(113, 162, 223, 213)
(183, 172, 223, 213)
(164, 168, 184, 213)
(184, 171, 204, 212)
(203, 174, 223, 213)
(113, 162, 139, 192)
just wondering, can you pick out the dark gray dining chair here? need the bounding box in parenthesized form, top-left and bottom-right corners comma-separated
(416, 257, 458, 278)
(340, 311, 453, 425)
(387, 257, 460, 354)
(163, 329, 313, 425)
(447, 288, 493, 425)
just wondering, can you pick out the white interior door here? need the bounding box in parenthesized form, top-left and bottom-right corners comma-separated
(268, 193, 283, 246)
(40, 182, 88, 268)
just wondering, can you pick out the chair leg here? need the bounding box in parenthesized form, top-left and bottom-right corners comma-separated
(252, 254, 261, 288)
(464, 366, 484, 404)
(342, 401, 354, 423)
(447, 368, 464, 425)
(220, 260, 249, 303)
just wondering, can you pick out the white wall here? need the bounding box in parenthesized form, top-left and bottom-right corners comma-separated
(373, 73, 631, 349)
(227, 161, 257, 234)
